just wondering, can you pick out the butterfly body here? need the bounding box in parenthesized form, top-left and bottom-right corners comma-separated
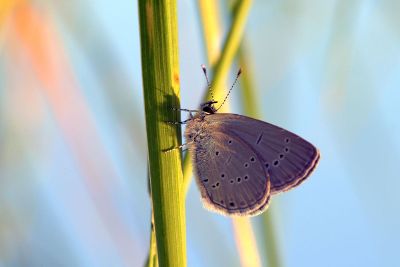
(185, 111, 320, 217)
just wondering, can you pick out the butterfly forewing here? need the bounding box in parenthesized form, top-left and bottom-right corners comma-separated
(205, 114, 320, 194)
(188, 128, 271, 216)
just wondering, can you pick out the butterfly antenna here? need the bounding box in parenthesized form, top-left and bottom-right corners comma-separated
(216, 68, 242, 111)
(201, 64, 214, 101)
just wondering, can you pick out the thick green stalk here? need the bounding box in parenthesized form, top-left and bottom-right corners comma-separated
(138, 1, 186, 266)
(146, 214, 159, 267)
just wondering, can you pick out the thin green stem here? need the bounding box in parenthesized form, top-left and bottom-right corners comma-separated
(262, 212, 282, 267)
(183, 0, 253, 195)
(238, 44, 283, 267)
(138, 1, 186, 266)
(206, 0, 253, 102)
(192, 3, 262, 267)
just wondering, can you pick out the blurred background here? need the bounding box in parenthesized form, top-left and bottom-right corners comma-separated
(1, 0, 399, 266)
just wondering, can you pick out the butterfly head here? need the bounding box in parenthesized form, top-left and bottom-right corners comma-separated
(200, 65, 242, 114)
(200, 100, 217, 114)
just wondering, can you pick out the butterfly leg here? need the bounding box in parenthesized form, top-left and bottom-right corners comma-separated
(163, 141, 192, 153)
(165, 118, 192, 125)
(171, 107, 200, 118)
(171, 107, 199, 113)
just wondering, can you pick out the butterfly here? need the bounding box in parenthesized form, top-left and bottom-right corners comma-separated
(176, 66, 320, 216)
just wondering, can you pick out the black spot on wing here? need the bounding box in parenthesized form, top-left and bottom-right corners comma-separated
(256, 133, 264, 144)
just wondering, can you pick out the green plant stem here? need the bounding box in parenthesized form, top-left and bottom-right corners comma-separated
(195, 3, 262, 267)
(206, 0, 253, 101)
(146, 214, 159, 267)
(262, 212, 282, 267)
(138, 1, 186, 266)
(238, 45, 283, 267)
(183, 0, 253, 195)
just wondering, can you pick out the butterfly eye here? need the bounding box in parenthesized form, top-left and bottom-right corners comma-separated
(188, 134, 193, 139)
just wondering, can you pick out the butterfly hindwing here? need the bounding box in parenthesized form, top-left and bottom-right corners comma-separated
(189, 128, 271, 216)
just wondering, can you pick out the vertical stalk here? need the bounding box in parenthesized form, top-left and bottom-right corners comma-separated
(196, 1, 262, 267)
(238, 45, 283, 267)
(206, 0, 253, 102)
(146, 213, 159, 267)
(138, 1, 186, 266)
(262, 212, 282, 267)
(233, 217, 262, 267)
(184, 0, 253, 194)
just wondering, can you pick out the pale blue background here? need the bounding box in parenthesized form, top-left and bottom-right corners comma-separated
(1, 1, 399, 266)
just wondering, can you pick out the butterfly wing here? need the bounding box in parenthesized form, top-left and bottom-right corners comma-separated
(205, 113, 320, 194)
(187, 126, 271, 216)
